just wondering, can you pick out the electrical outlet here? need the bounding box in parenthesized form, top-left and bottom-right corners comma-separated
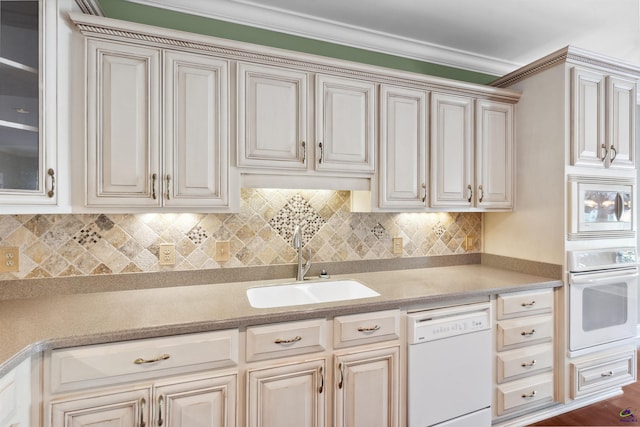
(465, 235, 475, 251)
(0, 247, 19, 272)
(215, 241, 230, 262)
(392, 237, 403, 254)
(158, 243, 175, 266)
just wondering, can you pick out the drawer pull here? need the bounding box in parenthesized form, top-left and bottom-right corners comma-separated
(521, 301, 536, 307)
(134, 354, 171, 365)
(601, 370, 615, 377)
(522, 390, 537, 399)
(521, 329, 536, 337)
(521, 359, 537, 367)
(357, 325, 381, 332)
(274, 336, 302, 344)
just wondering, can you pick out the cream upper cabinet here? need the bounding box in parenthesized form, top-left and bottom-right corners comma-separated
(86, 39, 233, 210)
(378, 84, 428, 210)
(334, 346, 400, 427)
(571, 66, 636, 169)
(0, 0, 59, 207)
(475, 99, 514, 209)
(86, 39, 161, 207)
(315, 74, 376, 173)
(431, 93, 513, 210)
(430, 92, 474, 208)
(237, 62, 308, 170)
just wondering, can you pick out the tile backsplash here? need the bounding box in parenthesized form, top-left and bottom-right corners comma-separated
(0, 189, 481, 281)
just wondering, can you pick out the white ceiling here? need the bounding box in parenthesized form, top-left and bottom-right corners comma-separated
(126, 0, 640, 76)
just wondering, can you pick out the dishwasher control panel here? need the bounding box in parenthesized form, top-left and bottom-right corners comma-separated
(407, 303, 490, 344)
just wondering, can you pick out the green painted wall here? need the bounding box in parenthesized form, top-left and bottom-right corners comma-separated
(98, 0, 497, 84)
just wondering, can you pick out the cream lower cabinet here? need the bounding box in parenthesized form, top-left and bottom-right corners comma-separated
(85, 38, 233, 211)
(0, 357, 32, 427)
(45, 330, 239, 427)
(334, 346, 400, 427)
(493, 289, 555, 420)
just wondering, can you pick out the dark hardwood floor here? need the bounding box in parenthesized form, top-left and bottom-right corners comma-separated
(530, 351, 640, 426)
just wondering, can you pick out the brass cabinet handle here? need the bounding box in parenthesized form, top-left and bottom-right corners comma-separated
(318, 142, 324, 164)
(134, 354, 171, 364)
(521, 329, 536, 337)
(466, 184, 472, 203)
(522, 390, 537, 399)
(601, 370, 615, 377)
(338, 362, 344, 389)
(301, 141, 306, 163)
(478, 184, 484, 203)
(421, 183, 427, 203)
(318, 366, 324, 394)
(151, 173, 158, 200)
(274, 336, 302, 344)
(165, 175, 171, 200)
(521, 301, 536, 307)
(357, 325, 381, 332)
(47, 168, 55, 198)
(521, 359, 537, 367)
(158, 395, 164, 426)
(139, 397, 146, 427)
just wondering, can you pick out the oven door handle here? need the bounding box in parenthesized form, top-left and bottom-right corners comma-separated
(570, 269, 638, 285)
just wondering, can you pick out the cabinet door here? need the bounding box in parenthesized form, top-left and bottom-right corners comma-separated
(164, 51, 229, 208)
(155, 374, 237, 427)
(606, 75, 636, 168)
(334, 346, 399, 427)
(237, 62, 308, 170)
(571, 67, 606, 167)
(0, 357, 30, 427)
(379, 85, 428, 209)
(51, 387, 151, 427)
(0, 0, 57, 206)
(430, 93, 473, 208)
(247, 359, 326, 427)
(475, 99, 513, 209)
(315, 75, 375, 173)
(86, 39, 161, 207)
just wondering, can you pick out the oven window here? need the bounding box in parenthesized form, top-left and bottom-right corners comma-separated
(582, 282, 628, 331)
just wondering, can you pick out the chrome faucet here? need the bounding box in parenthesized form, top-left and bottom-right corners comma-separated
(292, 224, 312, 281)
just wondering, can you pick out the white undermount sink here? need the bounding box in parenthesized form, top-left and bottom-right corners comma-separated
(246, 279, 380, 308)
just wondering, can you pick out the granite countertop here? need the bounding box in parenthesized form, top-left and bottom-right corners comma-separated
(0, 264, 562, 377)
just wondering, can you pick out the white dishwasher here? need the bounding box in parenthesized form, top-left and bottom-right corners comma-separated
(407, 302, 492, 427)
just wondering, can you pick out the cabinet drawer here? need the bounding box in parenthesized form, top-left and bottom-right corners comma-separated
(497, 314, 553, 351)
(246, 318, 326, 362)
(497, 289, 553, 319)
(333, 309, 400, 348)
(570, 348, 637, 399)
(496, 372, 554, 415)
(497, 343, 553, 383)
(49, 329, 239, 393)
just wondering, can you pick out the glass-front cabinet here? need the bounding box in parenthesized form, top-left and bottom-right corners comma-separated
(0, 0, 57, 206)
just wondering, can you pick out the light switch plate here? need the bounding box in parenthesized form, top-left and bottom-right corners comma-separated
(216, 241, 230, 262)
(0, 247, 19, 272)
(159, 243, 176, 265)
(465, 235, 474, 251)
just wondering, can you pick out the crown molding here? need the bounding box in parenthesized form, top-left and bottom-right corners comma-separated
(492, 45, 640, 88)
(74, 0, 104, 16)
(122, 0, 520, 76)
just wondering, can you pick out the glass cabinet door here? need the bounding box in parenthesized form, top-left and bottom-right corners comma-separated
(0, 1, 39, 192)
